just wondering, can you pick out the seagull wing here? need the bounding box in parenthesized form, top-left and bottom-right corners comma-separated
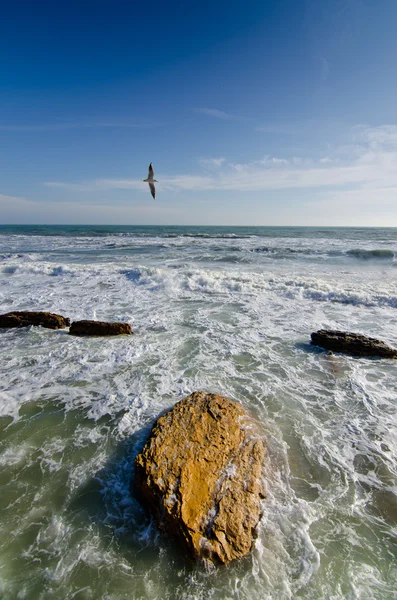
(149, 182, 156, 199)
(148, 163, 154, 179)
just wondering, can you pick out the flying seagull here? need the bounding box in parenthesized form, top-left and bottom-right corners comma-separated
(143, 163, 158, 199)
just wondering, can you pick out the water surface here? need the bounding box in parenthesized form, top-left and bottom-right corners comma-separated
(1, 225, 396, 599)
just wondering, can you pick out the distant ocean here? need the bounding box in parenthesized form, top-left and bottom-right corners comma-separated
(1, 225, 396, 599)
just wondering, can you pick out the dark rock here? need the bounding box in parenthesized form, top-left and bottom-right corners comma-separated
(135, 391, 265, 565)
(311, 330, 397, 358)
(0, 311, 70, 330)
(69, 320, 132, 336)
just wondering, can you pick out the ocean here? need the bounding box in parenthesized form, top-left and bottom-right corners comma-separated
(0, 224, 396, 600)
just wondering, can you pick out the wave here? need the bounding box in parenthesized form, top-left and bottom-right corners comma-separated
(346, 249, 395, 260)
(249, 246, 397, 262)
(120, 266, 397, 310)
(278, 279, 397, 309)
(0, 253, 25, 261)
(104, 242, 169, 252)
(190, 254, 251, 265)
(301, 289, 397, 308)
(1, 263, 79, 277)
(179, 233, 255, 239)
(252, 246, 310, 256)
(103, 232, 256, 240)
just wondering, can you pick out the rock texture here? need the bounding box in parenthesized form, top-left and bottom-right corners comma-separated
(135, 391, 265, 565)
(69, 320, 132, 336)
(311, 329, 397, 358)
(0, 311, 70, 329)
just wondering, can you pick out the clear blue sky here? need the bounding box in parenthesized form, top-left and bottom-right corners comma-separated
(1, 0, 397, 225)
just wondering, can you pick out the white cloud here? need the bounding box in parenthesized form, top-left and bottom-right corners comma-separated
(0, 193, 178, 224)
(0, 193, 25, 202)
(43, 124, 397, 214)
(199, 157, 226, 168)
(0, 120, 155, 131)
(353, 124, 397, 148)
(301, 185, 397, 227)
(320, 57, 329, 81)
(45, 179, 145, 192)
(194, 107, 235, 120)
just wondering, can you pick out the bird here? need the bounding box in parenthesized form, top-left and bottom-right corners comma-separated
(143, 163, 158, 199)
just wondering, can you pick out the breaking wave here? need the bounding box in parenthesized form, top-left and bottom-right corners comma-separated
(346, 249, 395, 260)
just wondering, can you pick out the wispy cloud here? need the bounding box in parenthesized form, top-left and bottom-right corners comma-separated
(0, 192, 178, 224)
(353, 124, 397, 147)
(320, 57, 330, 81)
(194, 107, 237, 120)
(45, 179, 145, 192)
(199, 157, 226, 168)
(257, 118, 346, 136)
(306, 0, 363, 86)
(0, 193, 25, 202)
(44, 124, 397, 199)
(0, 119, 157, 132)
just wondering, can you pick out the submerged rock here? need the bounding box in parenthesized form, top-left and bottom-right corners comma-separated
(134, 391, 265, 565)
(311, 329, 397, 358)
(69, 320, 132, 336)
(0, 310, 70, 329)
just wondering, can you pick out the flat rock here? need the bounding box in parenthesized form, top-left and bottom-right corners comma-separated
(0, 311, 70, 330)
(311, 329, 397, 358)
(134, 391, 265, 565)
(69, 320, 132, 336)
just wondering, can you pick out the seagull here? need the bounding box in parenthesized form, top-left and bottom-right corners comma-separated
(143, 163, 158, 199)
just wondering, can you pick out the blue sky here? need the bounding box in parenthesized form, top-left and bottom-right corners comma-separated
(1, 0, 397, 225)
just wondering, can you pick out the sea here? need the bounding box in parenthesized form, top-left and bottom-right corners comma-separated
(0, 224, 396, 600)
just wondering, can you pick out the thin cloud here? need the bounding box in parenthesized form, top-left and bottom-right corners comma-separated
(0, 120, 157, 132)
(257, 118, 346, 135)
(353, 124, 397, 147)
(0, 194, 178, 224)
(194, 108, 236, 120)
(320, 57, 330, 81)
(0, 193, 25, 202)
(199, 157, 226, 168)
(45, 179, 144, 192)
(44, 124, 397, 197)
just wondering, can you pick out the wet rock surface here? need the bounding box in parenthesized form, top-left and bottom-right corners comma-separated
(311, 329, 397, 358)
(134, 391, 265, 565)
(69, 320, 132, 336)
(0, 311, 70, 329)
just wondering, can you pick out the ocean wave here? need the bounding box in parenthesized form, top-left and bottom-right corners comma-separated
(179, 233, 255, 239)
(121, 266, 256, 295)
(0, 253, 25, 261)
(302, 289, 397, 308)
(252, 245, 314, 257)
(1, 263, 79, 277)
(346, 249, 395, 260)
(279, 279, 397, 309)
(252, 245, 397, 262)
(192, 254, 251, 265)
(120, 266, 397, 310)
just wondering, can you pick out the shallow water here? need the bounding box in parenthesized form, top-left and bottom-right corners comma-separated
(0, 225, 396, 599)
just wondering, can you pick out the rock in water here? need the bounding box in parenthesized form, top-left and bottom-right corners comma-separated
(0, 311, 70, 329)
(134, 391, 265, 565)
(69, 320, 132, 336)
(311, 329, 397, 358)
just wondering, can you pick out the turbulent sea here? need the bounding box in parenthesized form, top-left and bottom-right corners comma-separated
(0, 224, 397, 600)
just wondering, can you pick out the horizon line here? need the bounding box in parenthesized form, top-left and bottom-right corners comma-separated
(0, 223, 396, 229)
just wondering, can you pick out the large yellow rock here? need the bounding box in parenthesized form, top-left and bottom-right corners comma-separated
(135, 392, 265, 565)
